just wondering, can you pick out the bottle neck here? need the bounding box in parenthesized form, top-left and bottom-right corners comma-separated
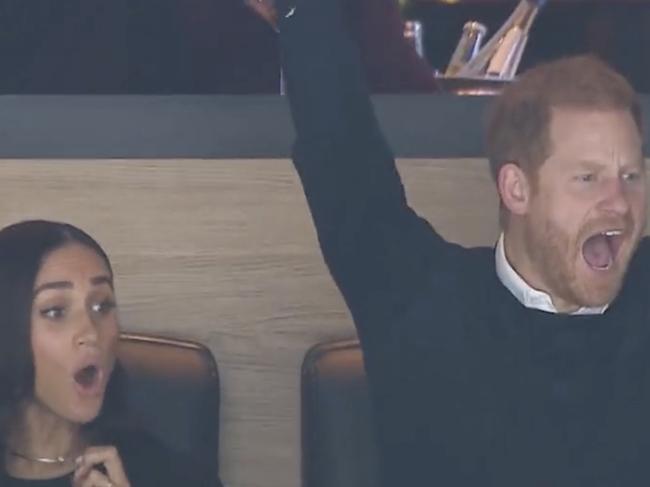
(515, 0, 542, 32)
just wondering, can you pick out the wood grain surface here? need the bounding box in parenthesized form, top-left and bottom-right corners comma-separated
(0, 159, 635, 486)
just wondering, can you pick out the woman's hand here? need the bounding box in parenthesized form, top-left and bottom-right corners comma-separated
(244, 0, 279, 30)
(73, 446, 131, 487)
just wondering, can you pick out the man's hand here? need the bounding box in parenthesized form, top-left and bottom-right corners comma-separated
(73, 446, 131, 487)
(245, 0, 279, 30)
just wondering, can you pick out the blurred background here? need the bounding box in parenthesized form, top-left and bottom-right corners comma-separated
(1, 0, 649, 94)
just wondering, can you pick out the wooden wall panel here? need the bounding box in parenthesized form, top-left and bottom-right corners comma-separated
(0, 159, 507, 487)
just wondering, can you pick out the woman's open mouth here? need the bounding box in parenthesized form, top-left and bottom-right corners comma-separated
(73, 363, 104, 397)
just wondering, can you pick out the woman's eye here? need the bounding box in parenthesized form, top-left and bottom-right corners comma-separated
(91, 299, 116, 315)
(40, 306, 65, 320)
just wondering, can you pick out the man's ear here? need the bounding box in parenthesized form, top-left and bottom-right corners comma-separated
(497, 162, 531, 217)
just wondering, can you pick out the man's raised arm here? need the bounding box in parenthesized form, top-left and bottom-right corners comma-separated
(278, 0, 457, 338)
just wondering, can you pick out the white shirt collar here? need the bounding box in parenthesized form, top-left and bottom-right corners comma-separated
(495, 233, 608, 315)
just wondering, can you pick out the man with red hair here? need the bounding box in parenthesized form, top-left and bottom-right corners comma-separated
(278, 0, 650, 484)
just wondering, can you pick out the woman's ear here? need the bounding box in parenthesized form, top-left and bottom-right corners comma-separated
(497, 162, 531, 217)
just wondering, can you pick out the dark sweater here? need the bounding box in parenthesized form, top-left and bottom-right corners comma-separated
(1, 428, 220, 487)
(279, 0, 650, 485)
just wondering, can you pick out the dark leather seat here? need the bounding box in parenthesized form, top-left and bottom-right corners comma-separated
(301, 338, 379, 487)
(117, 332, 220, 482)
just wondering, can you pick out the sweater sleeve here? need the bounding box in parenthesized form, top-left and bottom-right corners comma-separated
(279, 0, 459, 341)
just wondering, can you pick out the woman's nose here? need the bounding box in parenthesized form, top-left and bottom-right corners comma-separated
(75, 312, 99, 347)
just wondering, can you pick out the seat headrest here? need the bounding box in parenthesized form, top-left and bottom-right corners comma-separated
(117, 333, 220, 480)
(301, 339, 379, 487)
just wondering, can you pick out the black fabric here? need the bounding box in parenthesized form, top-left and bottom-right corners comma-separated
(280, 0, 650, 485)
(0, 428, 215, 487)
(1, 473, 70, 487)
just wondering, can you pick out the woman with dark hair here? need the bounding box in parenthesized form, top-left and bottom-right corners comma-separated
(0, 220, 217, 487)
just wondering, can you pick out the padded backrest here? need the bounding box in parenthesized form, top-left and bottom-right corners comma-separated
(117, 332, 220, 480)
(301, 339, 379, 487)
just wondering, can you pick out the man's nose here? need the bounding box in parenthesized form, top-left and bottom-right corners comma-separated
(598, 177, 631, 216)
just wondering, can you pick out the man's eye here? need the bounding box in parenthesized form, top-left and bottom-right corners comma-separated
(575, 173, 595, 183)
(573, 172, 596, 183)
(40, 307, 65, 320)
(623, 171, 641, 182)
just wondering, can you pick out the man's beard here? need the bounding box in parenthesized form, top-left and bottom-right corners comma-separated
(523, 217, 629, 310)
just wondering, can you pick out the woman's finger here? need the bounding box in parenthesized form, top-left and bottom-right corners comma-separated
(76, 445, 129, 487)
(79, 468, 112, 487)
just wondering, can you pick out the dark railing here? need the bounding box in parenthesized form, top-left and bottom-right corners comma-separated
(2, 94, 650, 159)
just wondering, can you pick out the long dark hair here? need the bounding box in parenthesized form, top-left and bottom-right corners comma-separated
(0, 220, 124, 467)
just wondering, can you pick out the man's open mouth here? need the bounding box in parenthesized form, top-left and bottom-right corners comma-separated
(581, 229, 625, 271)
